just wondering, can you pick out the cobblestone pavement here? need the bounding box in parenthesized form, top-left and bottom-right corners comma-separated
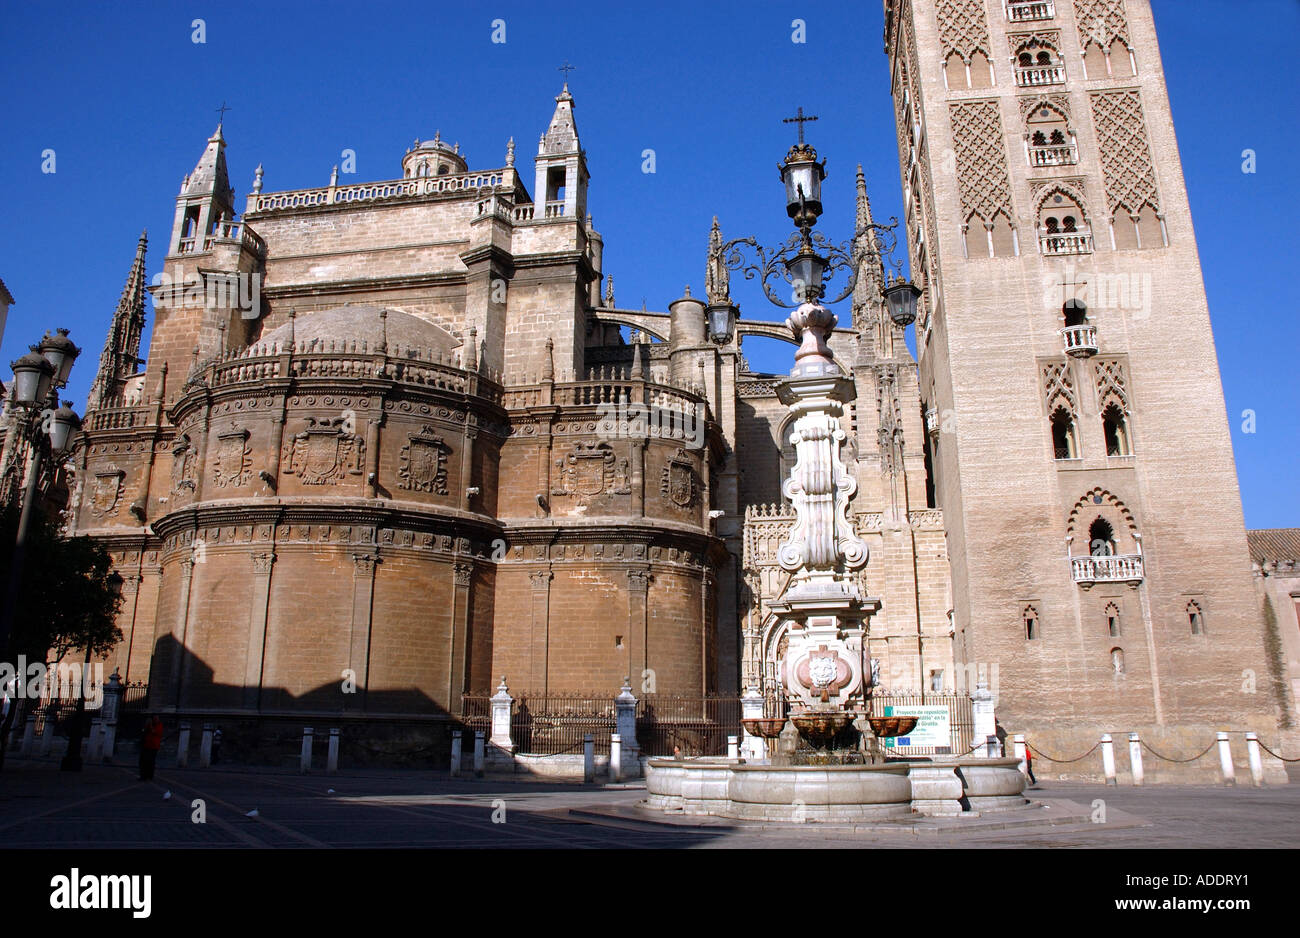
(1, 758, 1296, 848)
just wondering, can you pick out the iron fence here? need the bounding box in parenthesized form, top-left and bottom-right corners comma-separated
(636, 695, 741, 757)
(461, 692, 617, 755)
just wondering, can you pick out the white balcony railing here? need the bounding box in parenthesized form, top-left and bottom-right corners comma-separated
(1071, 554, 1144, 587)
(1040, 231, 1093, 256)
(1016, 65, 1066, 87)
(1029, 144, 1077, 167)
(1061, 324, 1098, 358)
(1007, 0, 1054, 22)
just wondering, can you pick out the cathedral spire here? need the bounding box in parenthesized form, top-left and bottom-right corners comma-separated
(852, 163, 886, 310)
(88, 230, 149, 411)
(540, 82, 580, 155)
(185, 123, 233, 201)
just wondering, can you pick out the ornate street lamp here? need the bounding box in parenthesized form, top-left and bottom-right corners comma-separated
(884, 276, 922, 327)
(0, 328, 82, 772)
(9, 349, 54, 406)
(707, 303, 736, 345)
(706, 108, 920, 320)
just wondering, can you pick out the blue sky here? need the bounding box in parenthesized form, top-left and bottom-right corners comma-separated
(1, 1, 1295, 527)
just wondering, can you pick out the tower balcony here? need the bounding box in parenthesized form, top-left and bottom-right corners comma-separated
(1040, 231, 1093, 256)
(1071, 554, 1144, 588)
(1029, 143, 1077, 167)
(1016, 65, 1066, 87)
(1060, 324, 1098, 358)
(1007, 1, 1054, 22)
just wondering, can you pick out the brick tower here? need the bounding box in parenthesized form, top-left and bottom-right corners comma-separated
(883, 0, 1293, 774)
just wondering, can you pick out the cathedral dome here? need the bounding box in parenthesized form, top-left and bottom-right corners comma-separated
(401, 131, 468, 178)
(259, 306, 461, 357)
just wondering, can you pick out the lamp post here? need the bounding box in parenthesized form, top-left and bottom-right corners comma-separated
(0, 328, 81, 771)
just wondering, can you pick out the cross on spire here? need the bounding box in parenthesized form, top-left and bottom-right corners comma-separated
(215, 101, 232, 126)
(558, 61, 576, 81)
(783, 106, 818, 144)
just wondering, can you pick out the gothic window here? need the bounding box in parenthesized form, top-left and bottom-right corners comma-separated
(1051, 405, 1079, 459)
(1013, 37, 1065, 86)
(1102, 401, 1132, 456)
(1037, 188, 1092, 255)
(1089, 517, 1116, 556)
(1024, 605, 1040, 640)
(1105, 602, 1121, 637)
(1188, 601, 1204, 635)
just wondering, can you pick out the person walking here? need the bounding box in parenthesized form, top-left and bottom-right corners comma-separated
(139, 715, 164, 781)
(1023, 739, 1038, 787)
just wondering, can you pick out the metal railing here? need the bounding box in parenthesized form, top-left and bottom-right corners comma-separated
(868, 693, 975, 758)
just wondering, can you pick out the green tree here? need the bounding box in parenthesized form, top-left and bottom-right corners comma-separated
(0, 502, 123, 767)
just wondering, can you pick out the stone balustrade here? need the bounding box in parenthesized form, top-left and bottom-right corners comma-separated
(1030, 143, 1077, 167)
(1040, 231, 1093, 256)
(1007, 0, 1054, 22)
(248, 169, 508, 214)
(1061, 323, 1098, 358)
(1071, 553, 1145, 586)
(1016, 65, 1066, 87)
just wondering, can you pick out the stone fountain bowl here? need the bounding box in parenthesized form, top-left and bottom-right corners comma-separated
(866, 715, 920, 739)
(741, 717, 788, 739)
(791, 711, 857, 746)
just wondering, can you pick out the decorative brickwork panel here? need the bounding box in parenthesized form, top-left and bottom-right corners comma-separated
(935, 0, 991, 61)
(1041, 360, 1077, 413)
(950, 100, 1014, 224)
(1072, 0, 1131, 51)
(1094, 358, 1129, 411)
(1090, 90, 1161, 216)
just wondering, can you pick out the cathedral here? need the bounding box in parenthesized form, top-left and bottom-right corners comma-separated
(48, 0, 1293, 766)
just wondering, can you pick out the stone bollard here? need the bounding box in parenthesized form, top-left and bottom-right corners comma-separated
(88, 719, 104, 762)
(101, 670, 122, 762)
(610, 733, 622, 783)
(740, 686, 765, 761)
(1013, 734, 1027, 775)
(473, 731, 485, 777)
(176, 721, 191, 768)
(199, 723, 214, 768)
(1101, 734, 1117, 785)
(1129, 733, 1144, 786)
(20, 714, 36, 754)
(583, 734, 595, 783)
(449, 731, 463, 777)
(727, 735, 739, 760)
(1245, 732, 1264, 788)
(327, 728, 340, 775)
(300, 727, 314, 774)
(614, 679, 640, 769)
(40, 712, 56, 756)
(1216, 731, 1235, 787)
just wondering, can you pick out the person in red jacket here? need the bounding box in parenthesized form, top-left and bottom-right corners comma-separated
(139, 715, 164, 781)
(1023, 740, 1038, 787)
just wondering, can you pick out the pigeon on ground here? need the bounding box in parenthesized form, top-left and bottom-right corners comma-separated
(245, 808, 259, 818)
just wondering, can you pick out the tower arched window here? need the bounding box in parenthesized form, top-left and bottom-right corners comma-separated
(1049, 129, 1066, 145)
(1024, 605, 1040, 640)
(1062, 215, 1077, 233)
(1032, 130, 1047, 146)
(1018, 52, 1033, 67)
(1110, 647, 1125, 674)
(1102, 402, 1132, 456)
(1188, 601, 1204, 635)
(1105, 603, 1121, 638)
(1089, 517, 1116, 556)
(1036, 51, 1053, 66)
(1045, 216, 1060, 234)
(1051, 405, 1078, 459)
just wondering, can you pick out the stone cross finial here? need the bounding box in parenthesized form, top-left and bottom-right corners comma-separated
(783, 106, 818, 144)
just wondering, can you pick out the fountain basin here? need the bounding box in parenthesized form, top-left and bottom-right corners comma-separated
(790, 710, 858, 748)
(866, 715, 919, 739)
(642, 756, 1028, 822)
(740, 717, 788, 739)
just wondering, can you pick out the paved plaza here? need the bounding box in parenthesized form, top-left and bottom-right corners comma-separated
(1, 756, 1297, 849)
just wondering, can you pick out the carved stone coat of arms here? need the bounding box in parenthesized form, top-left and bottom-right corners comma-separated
(282, 416, 365, 485)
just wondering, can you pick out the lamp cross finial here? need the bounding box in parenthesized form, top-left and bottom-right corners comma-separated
(783, 106, 818, 144)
